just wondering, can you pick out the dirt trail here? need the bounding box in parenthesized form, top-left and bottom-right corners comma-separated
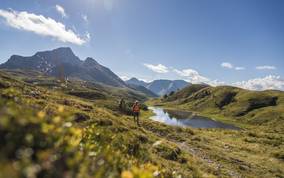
(141, 118, 242, 178)
(176, 141, 241, 178)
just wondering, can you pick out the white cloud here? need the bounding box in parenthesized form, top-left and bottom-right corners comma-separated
(0, 9, 88, 45)
(256, 65, 276, 70)
(55, 5, 67, 18)
(221, 62, 245, 71)
(143, 63, 169, 73)
(221, 62, 233, 69)
(85, 32, 91, 41)
(139, 78, 152, 83)
(173, 68, 209, 83)
(142, 63, 284, 91)
(120, 76, 130, 81)
(235, 66, 245, 70)
(233, 75, 284, 91)
(207, 79, 226, 86)
(82, 14, 88, 23)
(172, 67, 284, 91)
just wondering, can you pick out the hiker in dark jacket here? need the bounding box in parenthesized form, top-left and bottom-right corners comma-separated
(132, 100, 140, 126)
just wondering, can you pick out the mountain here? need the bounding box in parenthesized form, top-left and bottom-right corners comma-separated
(147, 79, 189, 96)
(127, 84, 158, 97)
(126, 77, 148, 87)
(126, 78, 189, 96)
(0, 47, 127, 87)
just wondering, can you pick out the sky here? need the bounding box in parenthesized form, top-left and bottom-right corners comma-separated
(0, 0, 283, 90)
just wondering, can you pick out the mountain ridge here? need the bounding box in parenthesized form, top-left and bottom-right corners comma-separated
(126, 77, 190, 96)
(0, 47, 127, 88)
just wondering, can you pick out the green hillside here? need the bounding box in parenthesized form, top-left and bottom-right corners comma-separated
(154, 84, 284, 130)
(0, 70, 205, 178)
(1, 70, 284, 178)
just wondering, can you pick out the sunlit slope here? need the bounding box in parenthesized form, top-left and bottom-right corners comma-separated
(1, 69, 283, 178)
(159, 84, 284, 128)
(0, 69, 207, 178)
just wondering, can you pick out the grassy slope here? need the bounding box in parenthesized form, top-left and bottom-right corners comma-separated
(148, 84, 284, 177)
(0, 70, 283, 178)
(0, 70, 206, 178)
(153, 84, 284, 130)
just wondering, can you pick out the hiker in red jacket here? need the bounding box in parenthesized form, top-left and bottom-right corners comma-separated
(132, 100, 141, 126)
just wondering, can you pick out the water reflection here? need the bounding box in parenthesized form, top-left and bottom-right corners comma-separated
(149, 107, 240, 130)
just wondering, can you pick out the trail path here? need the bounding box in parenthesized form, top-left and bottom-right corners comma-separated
(141, 115, 243, 178)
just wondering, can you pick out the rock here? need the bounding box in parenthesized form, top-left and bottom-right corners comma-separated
(0, 81, 9, 89)
(239, 165, 249, 171)
(63, 99, 72, 106)
(95, 119, 113, 126)
(138, 135, 148, 143)
(111, 126, 128, 133)
(73, 113, 90, 122)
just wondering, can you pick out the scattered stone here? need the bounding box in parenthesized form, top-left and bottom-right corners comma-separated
(127, 142, 140, 156)
(138, 135, 148, 143)
(0, 81, 10, 89)
(63, 99, 72, 106)
(239, 165, 249, 171)
(73, 113, 90, 122)
(95, 119, 113, 126)
(111, 126, 129, 132)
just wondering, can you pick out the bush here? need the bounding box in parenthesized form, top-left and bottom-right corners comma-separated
(163, 94, 168, 99)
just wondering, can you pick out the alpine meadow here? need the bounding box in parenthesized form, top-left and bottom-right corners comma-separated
(0, 0, 283, 178)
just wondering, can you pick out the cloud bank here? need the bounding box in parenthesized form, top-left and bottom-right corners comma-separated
(256, 65, 276, 70)
(233, 75, 284, 91)
(142, 63, 283, 91)
(0, 9, 88, 45)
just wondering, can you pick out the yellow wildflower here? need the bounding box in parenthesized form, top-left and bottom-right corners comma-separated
(58, 105, 64, 113)
(121, 170, 133, 178)
(53, 116, 61, 124)
(37, 111, 46, 119)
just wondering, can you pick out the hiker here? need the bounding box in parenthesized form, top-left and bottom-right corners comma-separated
(119, 98, 126, 112)
(132, 100, 141, 126)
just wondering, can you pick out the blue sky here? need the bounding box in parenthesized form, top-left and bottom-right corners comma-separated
(0, 0, 283, 90)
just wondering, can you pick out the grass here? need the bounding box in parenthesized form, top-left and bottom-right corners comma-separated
(147, 84, 284, 178)
(0, 70, 206, 178)
(0, 69, 283, 178)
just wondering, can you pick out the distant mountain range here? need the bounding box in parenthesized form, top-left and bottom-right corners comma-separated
(0, 47, 127, 87)
(126, 77, 190, 96)
(0, 47, 189, 97)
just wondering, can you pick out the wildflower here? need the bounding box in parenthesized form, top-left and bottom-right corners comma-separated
(88, 151, 97, 157)
(121, 170, 133, 178)
(58, 105, 64, 113)
(53, 116, 61, 124)
(37, 111, 46, 119)
(63, 122, 72, 127)
(153, 170, 160, 177)
(152, 140, 162, 147)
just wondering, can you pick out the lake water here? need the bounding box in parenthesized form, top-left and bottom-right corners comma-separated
(149, 107, 240, 130)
